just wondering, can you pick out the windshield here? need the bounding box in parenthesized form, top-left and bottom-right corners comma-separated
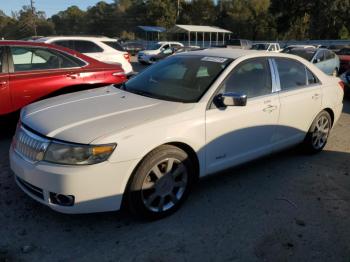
(121, 55, 232, 103)
(284, 49, 316, 61)
(252, 44, 269, 50)
(148, 43, 162, 50)
(103, 41, 124, 51)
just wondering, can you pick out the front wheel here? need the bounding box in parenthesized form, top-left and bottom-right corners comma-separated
(126, 145, 195, 220)
(303, 111, 332, 153)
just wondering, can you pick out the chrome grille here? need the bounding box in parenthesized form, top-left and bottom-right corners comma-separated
(13, 126, 50, 163)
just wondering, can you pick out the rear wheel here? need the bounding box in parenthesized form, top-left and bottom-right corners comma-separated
(303, 111, 332, 153)
(126, 145, 194, 220)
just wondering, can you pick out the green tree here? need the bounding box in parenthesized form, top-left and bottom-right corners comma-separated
(145, 0, 177, 28)
(51, 6, 87, 34)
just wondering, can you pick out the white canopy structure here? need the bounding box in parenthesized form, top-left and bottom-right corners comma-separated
(169, 24, 232, 47)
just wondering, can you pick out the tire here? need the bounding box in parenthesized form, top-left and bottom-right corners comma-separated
(126, 145, 195, 220)
(302, 110, 332, 153)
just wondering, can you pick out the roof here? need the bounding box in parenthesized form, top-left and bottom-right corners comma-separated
(169, 24, 232, 34)
(35, 36, 117, 42)
(179, 48, 259, 59)
(137, 26, 166, 33)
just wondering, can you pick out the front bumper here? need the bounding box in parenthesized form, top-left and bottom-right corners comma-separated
(10, 146, 138, 214)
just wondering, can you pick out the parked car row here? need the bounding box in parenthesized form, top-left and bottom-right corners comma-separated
(8, 47, 344, 219)
(0, 41, 127, 115)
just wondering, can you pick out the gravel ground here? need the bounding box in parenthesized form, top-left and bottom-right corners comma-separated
(0, 63, 349, 261)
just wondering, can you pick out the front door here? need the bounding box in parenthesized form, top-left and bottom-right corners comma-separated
(205, 58, 280, 174)
(8, 46, 81, 111)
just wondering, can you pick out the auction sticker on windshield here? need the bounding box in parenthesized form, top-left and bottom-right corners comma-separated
(201, 57, 228, 63)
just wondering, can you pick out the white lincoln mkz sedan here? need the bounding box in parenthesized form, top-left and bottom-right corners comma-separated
(10, 49, 344, 219)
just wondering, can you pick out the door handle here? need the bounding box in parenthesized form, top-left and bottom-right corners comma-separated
(263, 105, 277, 113)
(66, 74, 78, 79)
(0, 81, 7, 90)
(312, 93, 320, 100)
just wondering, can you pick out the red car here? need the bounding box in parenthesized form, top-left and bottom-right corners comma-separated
(337, 47, 350, 74)
(0, 41, 127, 115)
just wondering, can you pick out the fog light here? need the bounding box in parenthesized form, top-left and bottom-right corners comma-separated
(50, 193, 75, 206)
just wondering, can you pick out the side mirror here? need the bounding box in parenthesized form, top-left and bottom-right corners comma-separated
(314, 58, 320, 64)
(215, 93, 247, 107)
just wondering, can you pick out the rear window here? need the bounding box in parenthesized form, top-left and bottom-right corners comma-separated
(103, 41, 124, 51)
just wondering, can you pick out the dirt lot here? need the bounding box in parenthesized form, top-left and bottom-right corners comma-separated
(0, 69, 350, 261)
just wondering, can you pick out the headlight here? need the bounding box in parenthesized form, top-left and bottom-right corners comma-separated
(44, 142, 116, 165)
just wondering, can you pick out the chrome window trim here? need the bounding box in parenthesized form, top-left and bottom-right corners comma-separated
(269, 58, 281, 93)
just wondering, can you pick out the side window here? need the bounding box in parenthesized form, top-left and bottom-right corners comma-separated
(314, 51, 325, 63)
(73, 41, 103, 53)
(10, 46, 83, 72)
(324, 50, 335, 60)
(268, 45, 276, 51)
(162, 44, 170, 50)
(275, 58, 307, 90)
(219, 58, 272, 98)
(306, 68, 319, 85)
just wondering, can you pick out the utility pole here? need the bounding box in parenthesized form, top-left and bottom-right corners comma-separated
(176, 0, 180, 21)
(30, 0, 37, 36)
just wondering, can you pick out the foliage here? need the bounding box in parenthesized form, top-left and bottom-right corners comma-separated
(0, 0, 350, 40)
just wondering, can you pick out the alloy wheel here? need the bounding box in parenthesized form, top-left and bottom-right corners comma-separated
(141, 158, 188, 213)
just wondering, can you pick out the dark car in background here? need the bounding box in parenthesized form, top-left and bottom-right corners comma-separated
(122, 42, 145, 56)
(0, 41, 126, 115)
(337, 48, 350, 74)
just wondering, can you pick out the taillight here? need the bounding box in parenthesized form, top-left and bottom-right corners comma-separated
(338, 81, 345, 91)
(123, 53, 130, 63)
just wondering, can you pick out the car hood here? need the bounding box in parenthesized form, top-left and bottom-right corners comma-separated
(21, 86, 190, 144)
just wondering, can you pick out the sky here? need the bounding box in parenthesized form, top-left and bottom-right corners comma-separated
(2, 0, 114, 17)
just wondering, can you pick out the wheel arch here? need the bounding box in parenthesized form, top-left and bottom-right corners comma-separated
(323, 107, 335, 126)
(120, 141, 200, 210)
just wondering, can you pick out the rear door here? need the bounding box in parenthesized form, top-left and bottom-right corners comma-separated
(273, 58, 322, 149)
(0, 46, 11, 114)
(8, 46, 83, 111)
